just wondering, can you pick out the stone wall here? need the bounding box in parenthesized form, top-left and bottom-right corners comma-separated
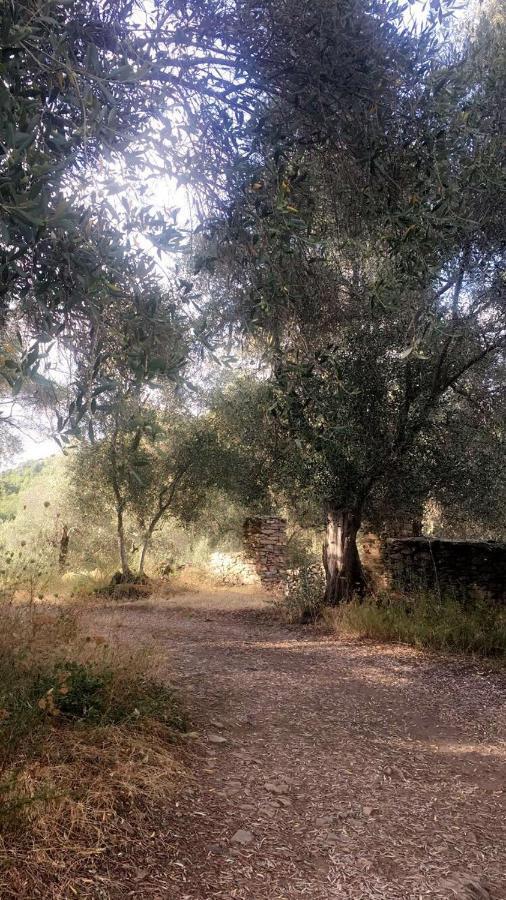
(383, 537, 506, 601)
(243, 516, 287, 592)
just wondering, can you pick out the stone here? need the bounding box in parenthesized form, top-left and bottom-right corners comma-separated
(231, 829, 254, 845)
(208, 734, 228, 744)
(265, 782, 289, 794)
(315, 815, 334, 827)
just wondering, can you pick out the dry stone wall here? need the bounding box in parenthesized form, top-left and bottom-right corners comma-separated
(243, 516, 287, 592)
(383, 537, 506, 601)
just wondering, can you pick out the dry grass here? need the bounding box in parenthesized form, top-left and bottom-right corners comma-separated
(0, 603, 187, 898)
(1, 724, 185, 899)
(326, 593, 506, 658)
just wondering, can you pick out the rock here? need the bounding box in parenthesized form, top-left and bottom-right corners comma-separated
(208, 843, 223, 856)
(315, 815, 334, 827)
(320, 832, 340, 846)
(261, 805, 278, 818)
(225, 780, 242, 792)
(208, 734, 228, 744)
(231, 829, 254, 845)
(265, 782, 289, 794)
(210, 719, 225, 729)
(362, 806, 376, 817)
(334, 808, 350, 820)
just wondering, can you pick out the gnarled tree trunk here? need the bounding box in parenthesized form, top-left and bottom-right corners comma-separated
(323, 507, 365, 605)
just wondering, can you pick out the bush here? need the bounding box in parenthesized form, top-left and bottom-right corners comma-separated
(329, 592, 506, 657)
(283, 563, 326, 623)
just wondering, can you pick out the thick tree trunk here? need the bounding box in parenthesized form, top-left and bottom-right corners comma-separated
(323, 507, 366, 605)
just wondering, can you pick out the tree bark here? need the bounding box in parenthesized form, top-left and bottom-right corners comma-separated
(137, 500, 173, 576)
(109, 423, 130, 578)
(138, 518, 160, 577)
(323, 507, 365, 604)
(58, 524, 70, 572)
(116, 504, 130, 577)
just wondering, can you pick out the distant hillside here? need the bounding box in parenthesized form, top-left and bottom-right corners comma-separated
(0, 459, 52, 522)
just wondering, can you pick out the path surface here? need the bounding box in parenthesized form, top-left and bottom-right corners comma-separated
(92, 587, 506, 900)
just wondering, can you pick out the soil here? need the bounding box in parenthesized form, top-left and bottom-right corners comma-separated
(90, 586, 506, 900)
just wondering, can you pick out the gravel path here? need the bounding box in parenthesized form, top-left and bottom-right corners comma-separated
(92, 587, 506, 899)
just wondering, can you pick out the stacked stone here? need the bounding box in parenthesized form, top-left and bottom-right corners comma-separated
(383, 537, 506, 602)
(243, 516, 288, 592)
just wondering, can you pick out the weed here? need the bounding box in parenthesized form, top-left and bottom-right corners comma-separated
(0, 605, 186, 838)
(283, 563, 326, 623)
(328, 592, 506, 657)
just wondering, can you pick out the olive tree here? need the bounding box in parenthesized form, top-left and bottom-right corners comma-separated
(202, 2, 505, 602)
(69, 388, 270, 578)
(1, 0, 460, 410)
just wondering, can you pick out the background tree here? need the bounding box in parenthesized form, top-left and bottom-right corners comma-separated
(70, 385, 273, 578)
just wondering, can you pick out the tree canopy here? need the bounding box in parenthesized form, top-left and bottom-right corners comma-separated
(199, 0, 505, 600)
(0, 0, 504, 602)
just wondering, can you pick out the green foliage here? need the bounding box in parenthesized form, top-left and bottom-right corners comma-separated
(0, 461, 46, 522)
(0, 458, 69, 597)
(0, 433, 261, 590)
(32, 660, 185, 728)
(283, 564, 326, 624)
(202, 1, 506, 562)
(68, 387, 276, 577)
(1, 0, 472, 436)
(0, 539, 53, 603)
(331, 593, 506, 657)
(0, 0, 207, 431)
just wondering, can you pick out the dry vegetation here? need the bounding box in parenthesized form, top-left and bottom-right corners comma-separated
(324, 593, 506, 658)
(0, 602, 187, 898)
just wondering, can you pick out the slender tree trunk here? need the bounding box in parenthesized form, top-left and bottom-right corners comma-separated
(137, 506, 168, 576)
(137, 471, 188, 576)
(109, 423, 130, 578)
(116, 505, 130, 577)
(58, 524, 70, 572)
(323, 507, 365, 605)
(138, 524, 156, 577)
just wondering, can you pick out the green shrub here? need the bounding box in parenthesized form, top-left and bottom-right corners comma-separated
(330, 592, 506, 657)
(0, 657, 185, 750)
(283, 563, 326, 623)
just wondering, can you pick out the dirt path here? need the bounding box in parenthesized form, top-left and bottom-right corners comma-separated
(92, 587, 506, 899)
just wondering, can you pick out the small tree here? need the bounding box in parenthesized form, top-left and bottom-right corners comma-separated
(70, 395, 261, 579)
